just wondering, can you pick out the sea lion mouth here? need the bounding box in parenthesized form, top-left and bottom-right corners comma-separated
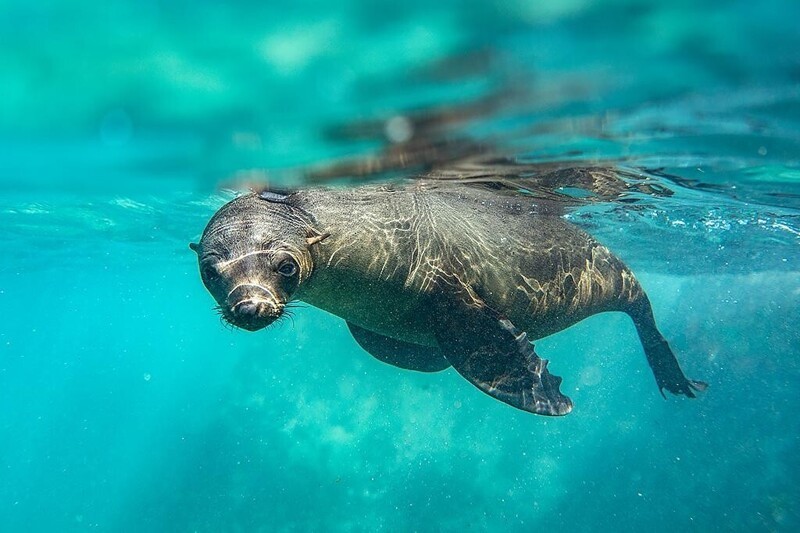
(225, 284, 285, 331)
(228, 298, 284, 331)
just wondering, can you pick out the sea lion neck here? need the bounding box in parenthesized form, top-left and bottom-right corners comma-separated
(297, 184, 415, 264)
(292, 184, 420, 306)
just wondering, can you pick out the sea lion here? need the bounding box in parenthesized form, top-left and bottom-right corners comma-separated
(190, 179, 706, 416)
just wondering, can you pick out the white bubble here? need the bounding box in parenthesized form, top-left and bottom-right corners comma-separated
(384, 116, 413, 144)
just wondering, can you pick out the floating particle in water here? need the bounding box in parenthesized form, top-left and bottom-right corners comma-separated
(384, 115, 413, 143)
(143, 373, 151, 382)
(580, 365, 602, 387)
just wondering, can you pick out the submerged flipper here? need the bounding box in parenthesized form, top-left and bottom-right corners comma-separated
(431, 303, 573, 416)
(347, 322, 451, 372)
(627, 296, 708, 397)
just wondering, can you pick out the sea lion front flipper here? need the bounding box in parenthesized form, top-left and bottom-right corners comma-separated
(346, 322, 451, 373)
(431, 305, 573, 416)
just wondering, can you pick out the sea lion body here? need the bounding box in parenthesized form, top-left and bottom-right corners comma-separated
(193, 179, 705, 415)
(296, 183, 636, 342)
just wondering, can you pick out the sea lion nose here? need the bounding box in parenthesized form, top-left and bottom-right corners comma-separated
(234, 300, 262, 318)
(233, 299, 279, 319)
(229, 295, 283, 331)
(226, 285, 283, 330)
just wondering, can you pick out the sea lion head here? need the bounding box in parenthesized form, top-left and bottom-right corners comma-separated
(190, 191, 326, 331)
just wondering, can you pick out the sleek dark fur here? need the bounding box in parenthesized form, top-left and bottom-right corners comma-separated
(192, 179, 705, 416)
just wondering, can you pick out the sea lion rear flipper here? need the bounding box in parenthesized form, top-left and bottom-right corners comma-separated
(346, 322, 451, 373)
(432, 304, 573, 416)
(626, 295, 708, 398)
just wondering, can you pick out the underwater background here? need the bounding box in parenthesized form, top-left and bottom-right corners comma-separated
(1, 0, 799, 531)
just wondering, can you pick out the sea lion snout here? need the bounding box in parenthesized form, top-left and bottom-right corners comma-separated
(227, 284, 285, 331)
(231, 298, 282, 331)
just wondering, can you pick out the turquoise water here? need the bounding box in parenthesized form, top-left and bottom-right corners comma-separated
(2, 1, 799, 531)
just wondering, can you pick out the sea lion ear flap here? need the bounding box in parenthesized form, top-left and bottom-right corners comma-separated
(306, 231, 330, 246)
(189, 242, 200, 254)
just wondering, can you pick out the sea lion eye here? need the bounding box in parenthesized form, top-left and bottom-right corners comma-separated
(277, 260, 298, 277)
(202, 263, 219, 281)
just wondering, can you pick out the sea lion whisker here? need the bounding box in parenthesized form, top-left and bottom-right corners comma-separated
(271, 309, 296, 330)
(217, 313, 236, 331)
(282, 311, 296, 329)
